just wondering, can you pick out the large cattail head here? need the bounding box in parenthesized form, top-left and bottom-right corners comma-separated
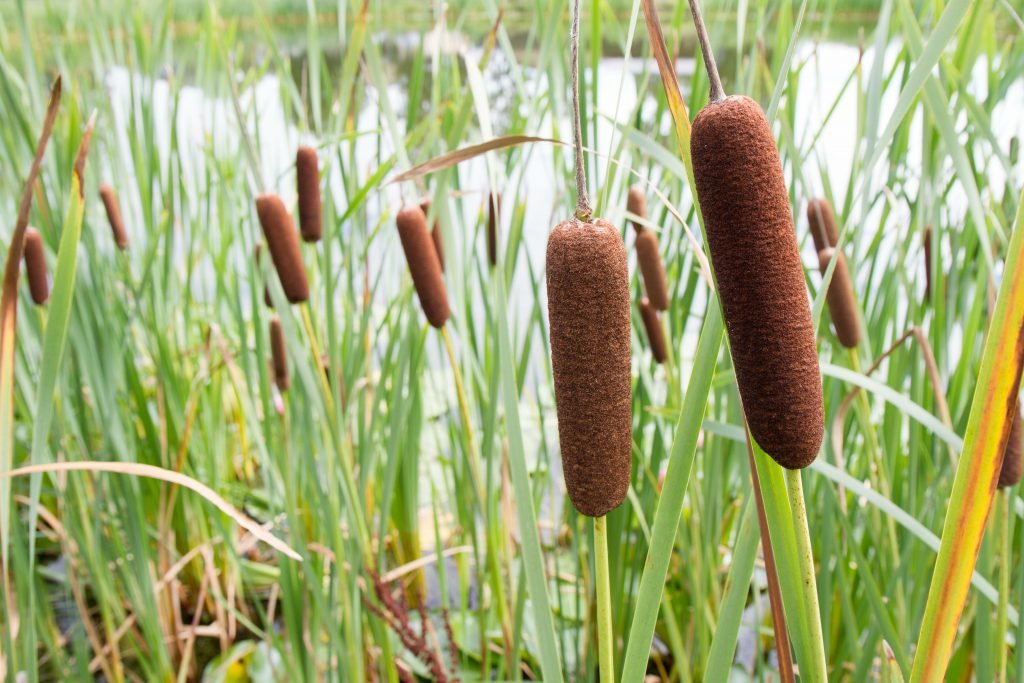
(691, 95, 824, 469)
(806, 198, 839, 252)
(635, 229, 669, 311)
(420, 198, 445, 272)
(256, 193, 309, 304)
(487, 192, 501, 267)
(817, 248, 861, 349)
(269, 316, 290, 391)
(626, 184, 648, 232)
(99, 183, 129, 250)
(397, 205, 450, 328)
(639, 297, 667, 364)
(23, 228, 49, 306)
(547, 218, 632, 517)
(296, 146, 322, 243)
(999, 409, 1023, 488)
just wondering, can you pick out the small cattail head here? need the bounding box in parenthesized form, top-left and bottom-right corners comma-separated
(487, 192, 501, 267)
(547, 217, 632, 517)
(626, 184, 647, 231)
(691, 95, 824, 469)
(420, 198, 445, 272)
(635, 229, 669, 311)
(817, 248, 861, 349)
(270, 316, 289, 391)
(922, 225, 933, 300)
(639, 297, 667, 364)
(296, 146, 322, 243)
(23, 228, 49, 306)
(806, 198, 839, 252)
(256, 193, 309, 304)
(397, 205, 450, 328)
(999, 409, 1023, 488)
(99, 183, 129, 250)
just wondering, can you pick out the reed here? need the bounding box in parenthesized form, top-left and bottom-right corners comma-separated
(256, 193, 310, 304)
(296, 145, 322, 243)
(396, 205, 450, 328)
(23, 228, 48, 306)
(817, 247, 861, 349)
(639, 297, 667, 364)
(99, 183, 129, 250)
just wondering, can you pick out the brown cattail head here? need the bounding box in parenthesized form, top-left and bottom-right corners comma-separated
(270, 316, 289, 391)
(626, 184, 647, 231)
(487, 192, 501, 266)
(546, 218, 632, 517)
(397, 205, 450, 328)
(256, 193, 309, 304)
(922, 225, 932, 300)
(99, 183, 129, 250)
(420, 198, 445, 272)
(691, 95, 824, 469)
(806, 198, 839, 252)
(635, 229, 669, 311)
(999, 409, 1023, 488)
(818, 248, 861, 349)
(639, 297, 667, 364)
(23, 228, 49, 306)
(296, 146, 322, 243)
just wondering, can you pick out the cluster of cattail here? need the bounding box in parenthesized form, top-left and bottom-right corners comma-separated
(257, 193, 309, 304)
(999, 408, 1023, 488)
(808, 198, 860, 349)
(396, 204, 450, 328)
(691, 94, 824, 469)
(487, 191, 500, 267)
(420, 198, 445, 271)
(269, 316, 289, 391)
(627, 185, 669, 364)
(99, 183, 129, 250)
(296, 146, 322, 243)
(23, 228, 49, 306)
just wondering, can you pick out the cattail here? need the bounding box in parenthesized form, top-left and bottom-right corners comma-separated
(639, 297, 667, 364)
(23, 228, 49, 306)
(256, 194, 309, 304)
(99, 183, 129, 250)
(999, 408, 1023, 488)
(806, 198, 839, 252)
(420, 198, 445, 272)
(296, 146, 322, 242)
(547, 218, 632, 517)
(254, 245, 274, 309)
(270, 316, 289, 391)
(626, 184, 647, 231)
(922, 225, 932, 300)
(396, 205, 450, 328)
(487, 192, 500, 266)
(817, 248, 860, 349)
(691, 95, 824, 469)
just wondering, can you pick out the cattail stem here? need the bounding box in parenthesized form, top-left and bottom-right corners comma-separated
(687, 0, 725, 103)
(785, 468, 828, 682)
(996, 488, 1011, 683)
(594, 515, 614, 683)
(570, 0, 590, 221)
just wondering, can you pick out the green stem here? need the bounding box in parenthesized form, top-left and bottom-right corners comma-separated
(785, 467, 828, 682)
(594, 515, 614, 683)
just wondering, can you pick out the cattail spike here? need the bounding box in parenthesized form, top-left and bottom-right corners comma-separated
(420, 198, 445, 272)
(639, 297, 667, 364)
(635, 229, 669, 312)
(99, 183, 129, 250)
(691, 95, 824, 469)
(999, 408, 1023, 488)
(296, 146, 322, 242)
(818, 248, 861, 349)
(487, 192, 501, 267)
(256, 193, 309, 304)
(626, 184, 647, 232)
(547, 218, 632, 517)
(923, 225, 933, 300)
(397, 205, 450, 328)
(806, 198, 839, 252)
(270, 316, 289, 391)
(24, 228, 49, 306)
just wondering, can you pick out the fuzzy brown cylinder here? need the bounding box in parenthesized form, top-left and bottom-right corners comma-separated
(296, 146, 322, 243)
(256, 194, 309, 304)
(270, 316, 289, 391)
(487, 192, 501, 266)
(546, 218, 632, 517)
(639, 297, 667, 364)
(420, 198, 445, 272)
(806, 198, 839, 252)
(626, 184, 647, 230)
(999, 409, 1023, 488)
(635, 229, 669, 311)
(99, 183, 129, 250)
(23, 228, 49, 306)
(691, 95, 824, 469)
(397, 205, 450, 328)
(923, 225, 932, 300)
(818, 248, 861, 349)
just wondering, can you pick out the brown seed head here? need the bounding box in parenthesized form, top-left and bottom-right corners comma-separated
(806, 198, 839, 251)
(487, 192, 501, 267)
(639, 297, 667, 364)
(99, 183, 129, 250)
(420, 198, 445, 272)
(999, 409, 1023, 488)
(296, 146, 322, 242)
(691, 95, 824, 469)
(547, 218, 632, 517)
(635, 229, 669, 311)
(626, 184, 647, 231)
(923, 225, 933, 300)
(397, 205, 450, 328)
(270, 316, 289, 391)
(24, 228, 49, 306)
(818, 248, 861, 349)
(256, 193, 309, 304)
